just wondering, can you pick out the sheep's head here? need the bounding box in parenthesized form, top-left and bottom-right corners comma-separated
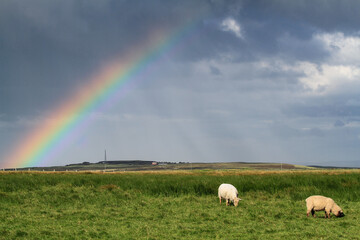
(336, 211, 345, 217)
(233, 197, 242, 207)
(333, 205, 345, 217)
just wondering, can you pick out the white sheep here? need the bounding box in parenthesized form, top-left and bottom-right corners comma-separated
(306, 195, 345, 218)
(218, 183, 242, 207)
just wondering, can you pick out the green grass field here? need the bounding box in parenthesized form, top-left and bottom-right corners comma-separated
(1, 170, 360, 239)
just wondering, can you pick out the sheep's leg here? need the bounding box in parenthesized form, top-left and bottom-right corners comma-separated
(325, 208, 331, 218)
(306, 208, 312, 217)
(226, 199, 229, 206)
(219, 197, 222, 204)
(306, 204, 315, 217)
(311, 209, 316, 218)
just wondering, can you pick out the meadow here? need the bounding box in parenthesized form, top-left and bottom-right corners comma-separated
(0, 170, 360, 239)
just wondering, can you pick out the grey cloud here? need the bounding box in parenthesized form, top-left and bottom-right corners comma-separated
(270, 122, 326, 139)
(241, 0, 360, 32)
(0, 0, 215, 117)
(284, 103, 360, 118)
(277, 33, 330, 62)
(210, 65, 221, 75)
(334, 120, 345, 127)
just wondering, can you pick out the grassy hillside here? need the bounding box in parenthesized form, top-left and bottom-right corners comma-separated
(1, 170, 359, 239)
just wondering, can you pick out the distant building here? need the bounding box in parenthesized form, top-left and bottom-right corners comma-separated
(152, 162, 158, 165)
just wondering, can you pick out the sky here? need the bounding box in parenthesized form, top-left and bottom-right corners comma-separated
(1, 0, 360, 168)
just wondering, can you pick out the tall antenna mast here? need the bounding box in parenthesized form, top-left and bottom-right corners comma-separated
(104, 149, 107, 171)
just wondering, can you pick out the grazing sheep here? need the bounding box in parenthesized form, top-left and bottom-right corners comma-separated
(218, 183, 242, 207)
(306, 195, 345, 218)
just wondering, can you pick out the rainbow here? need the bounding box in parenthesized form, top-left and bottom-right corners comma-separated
(3, 19, 200, 168)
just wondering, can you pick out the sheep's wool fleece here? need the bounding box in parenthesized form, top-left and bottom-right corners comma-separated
(218, 184, 238, 200)
(306, 195, 335, 210)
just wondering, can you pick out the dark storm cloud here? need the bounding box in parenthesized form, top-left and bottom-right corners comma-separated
(175, 0, 360, 64)
(222, 0, 360, 61)
(0, 0, 211, 117)
(2, 0, 359, 105)
(277, 34, 329, 62)
(240, 0, 360, 32)
(0, 0, 245, 119)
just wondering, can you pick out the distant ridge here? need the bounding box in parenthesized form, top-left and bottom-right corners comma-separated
(307, 165, 359, 169)
(97, 160, 154, 165)
(66, 160, 156, 166)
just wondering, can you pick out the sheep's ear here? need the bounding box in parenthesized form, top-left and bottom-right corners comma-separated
(238, 198, 242, 201)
